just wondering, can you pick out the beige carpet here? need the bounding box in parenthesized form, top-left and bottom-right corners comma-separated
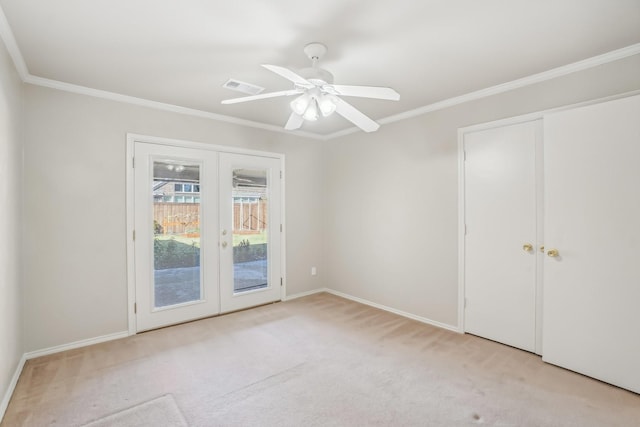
(81, 394, 187, 427)
(3, 292, 640, 426)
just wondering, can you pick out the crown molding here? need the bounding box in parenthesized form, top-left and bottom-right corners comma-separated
(375, 43, 640, 129)
(23, 74, 325, 140)
(0, 4, 323, 140)
(1, 3, 638, 141)
(0, 6, 28, 79)
(324, 42, 640, 140)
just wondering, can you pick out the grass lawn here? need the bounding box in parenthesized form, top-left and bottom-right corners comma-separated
(155, 234, 200, 247)
(155, 231, 267, 248)
(233, 231, 267, 246)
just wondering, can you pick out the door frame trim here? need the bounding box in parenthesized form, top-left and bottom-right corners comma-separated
(125, 133, 286, 335)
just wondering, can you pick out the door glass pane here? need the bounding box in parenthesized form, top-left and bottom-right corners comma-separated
(152, 160, 202, 308)
(232, 169, 268, 293)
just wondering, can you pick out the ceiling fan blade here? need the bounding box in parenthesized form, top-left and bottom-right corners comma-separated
(330, 84, 400, 101)
(333, 97, 380, 133)
(262, 64, 313, 87)
(284, 112, 304, 130)
(221, 89, 301, 105)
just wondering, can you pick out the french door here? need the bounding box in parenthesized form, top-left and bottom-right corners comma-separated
(218, 153, 282, 313)
(133, 141, 282, 332)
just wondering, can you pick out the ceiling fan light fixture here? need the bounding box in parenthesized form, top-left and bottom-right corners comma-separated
(303, 99, 319, 121)
(222, 42, 399, 133)
(318, 94, 337, 117)
(290, 93, 310, 115)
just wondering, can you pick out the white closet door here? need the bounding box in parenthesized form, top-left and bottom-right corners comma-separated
(464, 120, 541, 352)
(543, 95, 640, 393)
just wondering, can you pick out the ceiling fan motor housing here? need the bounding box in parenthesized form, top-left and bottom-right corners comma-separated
(300, 42, 333, 85)
(298, 67, 334, 85)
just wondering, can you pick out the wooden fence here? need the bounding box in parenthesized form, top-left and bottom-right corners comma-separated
(153, 201, 267, 235)
(234, 201, 268, 234)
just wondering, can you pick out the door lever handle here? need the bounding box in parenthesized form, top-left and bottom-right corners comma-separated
(547, 248, 559, 257)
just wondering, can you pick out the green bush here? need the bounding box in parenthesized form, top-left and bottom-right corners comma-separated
(233, 243, 267, 263)
(154, 237, 200, 269)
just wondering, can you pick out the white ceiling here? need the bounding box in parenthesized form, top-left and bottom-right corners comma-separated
(2, 0, 640, 136)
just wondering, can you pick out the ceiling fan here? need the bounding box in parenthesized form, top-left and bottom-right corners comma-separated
(221, 43, 400, 133)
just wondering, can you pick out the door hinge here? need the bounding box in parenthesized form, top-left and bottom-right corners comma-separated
(132, 157, 135, 168)
(463, 150, 467, 161)
(134, 302, 137, 313)
(280, 224, 283, 232)
(280, 171, 282, 179)
(133, 230, 136, 241)
(464, 298, 468, 308)
(464, 224, 467, 235)
(280, 278, 283, 287)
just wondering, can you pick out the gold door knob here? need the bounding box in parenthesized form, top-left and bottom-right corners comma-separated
(547, 249, 559, 257)
(522, 243, 533, 252)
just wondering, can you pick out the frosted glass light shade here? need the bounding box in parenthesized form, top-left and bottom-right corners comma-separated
(291, 90, 334, 121)
(290, 94, 310, 115)
(303, 100, 319, 121)
(318, 94, 337, 117)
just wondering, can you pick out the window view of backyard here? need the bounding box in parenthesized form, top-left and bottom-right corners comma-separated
(153, 161, 202, 308)
(230, 168, 269, 294)
(152, 162, 269, 308)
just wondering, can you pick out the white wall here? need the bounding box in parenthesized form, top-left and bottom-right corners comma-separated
(22, 86, 323, 352)
(18, 51, 640, 353)
(323, 54, 640, 327)
(0, 35, 23, 410)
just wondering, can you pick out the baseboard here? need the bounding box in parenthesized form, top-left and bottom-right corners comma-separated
(1, 330, 129, 421)
(2, 291, 458, 421)
(284, 287, 462, 333)
(0, 354, 26, 423)
(24, 330, 130, 361)
(284, 288, 328, 301)
(9, 294, 457, 361)
(325, 289, 463, 333)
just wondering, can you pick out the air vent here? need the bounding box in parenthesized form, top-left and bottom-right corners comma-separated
(222, 79, 264, 95)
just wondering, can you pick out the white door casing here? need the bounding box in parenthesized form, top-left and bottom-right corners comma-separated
(542, 94, 640, 393)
